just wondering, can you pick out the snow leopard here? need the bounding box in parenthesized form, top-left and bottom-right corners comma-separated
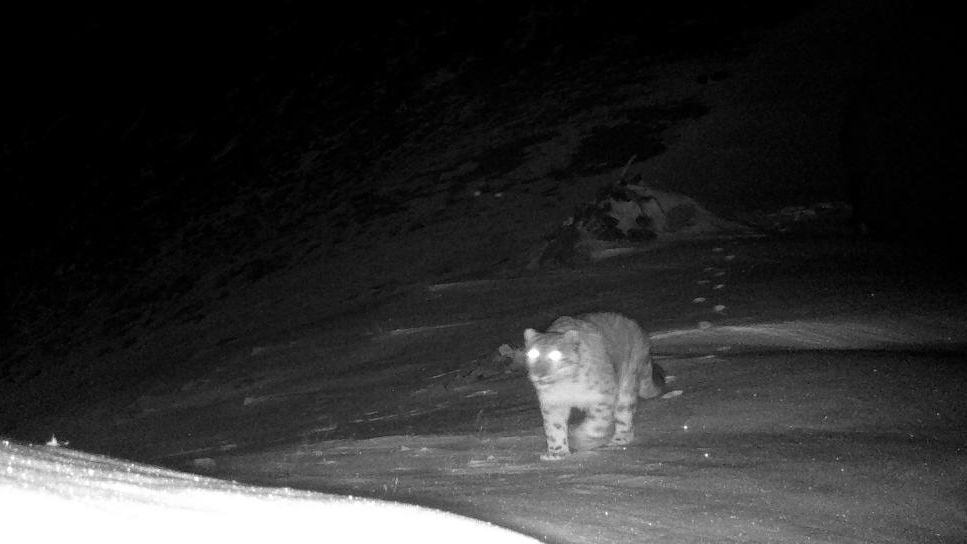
(523, 312, 664, 460)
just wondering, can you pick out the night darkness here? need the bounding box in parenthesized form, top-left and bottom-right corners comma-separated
(2, 2, 817, 358)
(1, 2, 966, 540)
(2, 4, 784, 324)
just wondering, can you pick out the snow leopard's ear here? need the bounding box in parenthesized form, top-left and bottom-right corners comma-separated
(524, 328, 538, 343)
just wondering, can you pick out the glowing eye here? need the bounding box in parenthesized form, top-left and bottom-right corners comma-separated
(547, 350, 562, 362)
(526, 348, 540, 361)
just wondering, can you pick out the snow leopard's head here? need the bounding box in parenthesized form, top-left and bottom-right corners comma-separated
(522, 328, 581, 386)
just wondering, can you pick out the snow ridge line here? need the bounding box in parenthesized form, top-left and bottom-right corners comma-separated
(650, 319, 965, 351)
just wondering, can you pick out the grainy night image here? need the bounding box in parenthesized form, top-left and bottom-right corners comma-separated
(1, 2, 965, 542)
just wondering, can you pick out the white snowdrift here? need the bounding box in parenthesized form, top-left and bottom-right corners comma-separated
(651, 318, 962, 352)
(0, 439, 536, 543)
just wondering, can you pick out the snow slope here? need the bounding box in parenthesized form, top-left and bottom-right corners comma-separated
(0, 439, 537, 543)
(2, 2, 965, 543)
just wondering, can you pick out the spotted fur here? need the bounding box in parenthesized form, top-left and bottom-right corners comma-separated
(523, 312, 663, 460)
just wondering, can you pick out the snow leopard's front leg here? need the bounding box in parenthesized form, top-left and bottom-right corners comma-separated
(539, 404, 570, 460)
(571, 400, 615, 451)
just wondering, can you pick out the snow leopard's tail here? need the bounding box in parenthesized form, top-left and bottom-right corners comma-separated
(638, 361, 666, 399)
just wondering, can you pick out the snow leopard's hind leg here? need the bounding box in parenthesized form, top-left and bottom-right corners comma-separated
(610, 342, 651, 446)
(609, 377, 638, 446)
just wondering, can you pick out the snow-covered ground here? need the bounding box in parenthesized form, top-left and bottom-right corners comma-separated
(9, 236, 966, 543)
(0, 439, 538, 543)
(2, 2, 965, 543)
